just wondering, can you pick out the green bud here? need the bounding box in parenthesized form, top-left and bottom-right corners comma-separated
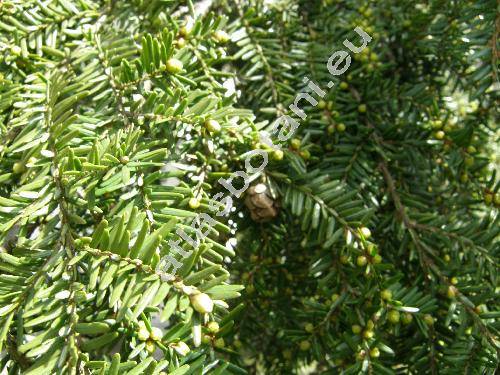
(166, 58, 183, 74)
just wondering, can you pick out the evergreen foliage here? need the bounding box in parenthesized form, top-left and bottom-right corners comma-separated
(0, 0, 498, 374)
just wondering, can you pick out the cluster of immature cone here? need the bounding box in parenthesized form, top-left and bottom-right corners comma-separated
(244, 183, 279, 222)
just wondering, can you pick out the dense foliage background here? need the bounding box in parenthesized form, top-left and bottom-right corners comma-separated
(0, 0, 498, 374)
